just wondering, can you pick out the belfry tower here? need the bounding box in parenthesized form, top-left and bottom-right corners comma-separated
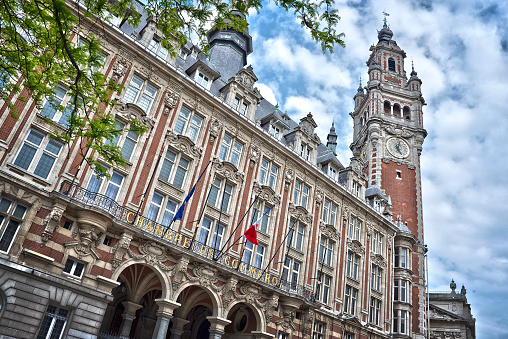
(350, 20, 428, 337)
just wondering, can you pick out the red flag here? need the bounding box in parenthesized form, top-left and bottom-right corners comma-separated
(244, 224, 259, 245)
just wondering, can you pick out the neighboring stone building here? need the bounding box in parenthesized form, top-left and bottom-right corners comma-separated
(0, 2, 450, 339)
(429, 281, 476, 339)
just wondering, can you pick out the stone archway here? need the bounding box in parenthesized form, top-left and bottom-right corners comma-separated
(223, 303, 261, 338)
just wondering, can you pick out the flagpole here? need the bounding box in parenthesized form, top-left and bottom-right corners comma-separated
(235, 200, 260, 265)
(314, 237, 329, 299)
(137, 147, 164, 214)
(190, 173, 217, 246)
(257, 214, 301, 282)
(212, 178, 231, 259)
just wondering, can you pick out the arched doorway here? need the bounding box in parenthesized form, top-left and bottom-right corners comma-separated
(223, 303, 261, 338)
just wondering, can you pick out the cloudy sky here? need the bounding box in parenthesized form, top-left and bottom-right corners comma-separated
(245, 0, 508, 337)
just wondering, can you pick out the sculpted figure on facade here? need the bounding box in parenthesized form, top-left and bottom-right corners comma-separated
(40, 203, 66, 246)
(112, 56, 130, 82)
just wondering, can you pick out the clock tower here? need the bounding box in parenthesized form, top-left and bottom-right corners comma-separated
(350, 20, 428, 337)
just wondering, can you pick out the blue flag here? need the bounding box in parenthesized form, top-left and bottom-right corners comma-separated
(172, 161, 210, 222)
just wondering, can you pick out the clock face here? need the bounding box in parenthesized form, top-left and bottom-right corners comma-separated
(360, 144, 368, 161)
(386, 137, 410, 158)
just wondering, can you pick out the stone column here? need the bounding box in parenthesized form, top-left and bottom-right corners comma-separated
(206, 316, 231, 339)
(119, 301, 143, 338)
(169, 317, 190, 339)
(151, 299, 181, 339)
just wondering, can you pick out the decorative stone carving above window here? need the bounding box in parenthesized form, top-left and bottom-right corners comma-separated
(112, 56, 131, 82)
(383, 125, 413, 138)
(347, 238, 365, 255)
(164, 90, 180, 115)
(276, 306, 297, 332)
(112, 232, 133, 270)
(115, 99, 155, 130)
(209, 116, 223, 144)
(41, 202, 67, 247)
(288, 202, 313, 224)
(248, 144, 260, 167)
(253, 181, 281, 206)
(284, 168, 295, 191)
(66, 211, 111, 260)
(370, 253, 387, 268)
(212, 158, 245, 184)
(319, 221, 340, 241)
(126, 239, 175, 272)
(166, 129, 202, 158)
(315, 188, 324, 206)
(183, 94, 210, 116)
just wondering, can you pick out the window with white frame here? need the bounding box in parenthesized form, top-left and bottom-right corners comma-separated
(124, 74, 158, 113)
(207, 177, 233, 213)
(344, 285, 358, 315)
(0, 197, 27, 253)
(318, 236, 333, 266)
(148, 37, 169, 60)
(196, 72, 210, 88)
(287, 219, 305, 251)
(277, 332, 289, 339)
(372, 231, 384, 255)
(258, 158, 278, 189)
(240, 101, 248, 115)
(36, 305, 70, 339)
(242, 241, 265, 269)
(13, 129, 64, 180)
(394, 247, 408, 268)
(85, 169, 125, 202)
(346, 251, 360, 280)
(369, 297, 381, 326)
(39, 84, 74, 126)
(198, 217, 225, 250)
(219, 134, 243, 168)
(329, 166, 337, 180)
(371, 264, 382, 291)
(300, 143, 311, 161)
(146, 192, 178, 227)
(348, 216, 362, 241)
(315, 272, 331, 304)
(322, 199, 338, 226)
(174, 106, 203, 143)
(159, 149, 190, 189)
(233, 97, 240, 111)
(374, 199, 382, 212)
(293, 180, 310, 209)
(63, 258, 86, 278)
(394, 279, 408, 302)
(106, 120, 141, 162)
(393, 310, 408, 334)
(281, 256, 301, 290)
(344, 332, 354, 339)
(269, 124, 280, 140)
(352, 180, 361, 197)
(312, 321, 326, 339)
(251, 203, 272, 233)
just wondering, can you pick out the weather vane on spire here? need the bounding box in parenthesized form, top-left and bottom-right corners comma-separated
(383, 11, 390, 26)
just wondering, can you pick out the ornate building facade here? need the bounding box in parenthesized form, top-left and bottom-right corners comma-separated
(0, 3, 438, 339)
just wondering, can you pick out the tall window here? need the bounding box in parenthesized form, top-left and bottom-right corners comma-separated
(393, 310, 408, 334)
(0, 197, 27, 253)
(258, 158, 278, 189)
(344, 333, 354, 339)
(159, 149, 190, 189)
(293, 181, 310, 209)
(372, 231, 384, 254)
(316, 272, 331, 304)
(349, 216, 362, 241)
(197, 72, 209, 88)
(281, 257, 300, 290)
(124, 74, 158, 113)
(251, 203, 271, 233)
(207, 178, 233, 213)
(120, 130, 139, 162)
(148, 38, 168, 59)
(371, 264, 382, 291)
(346, 252, 360, 280)
(322, 199, 338, 226)
(147, 192, 178, 227)
(388, 58, 396, 72)
(352, 180, 361, 197)
(318, 236, 333, 266)
(36, 305, 70, 339)
(219, 134, 243, 168)
(174, 106, 203, 143)
(240, 101, 248, 115)
(287, 219, 305, 251)
(300, 143, 311, 161)
(394, 279, 408, 302)
(198, 217, 225, 250)
(243, 242, 265, 269)
(369, 297, 381, 326)
(344, 285, 358, 315)
(329, 167, 337, 180)
(13, 129, 64, 180)
(394, 247, 408, 268)
(269, 124, 280, 139)
(39, 84, 74, 126)
(312, 321, 326, 339)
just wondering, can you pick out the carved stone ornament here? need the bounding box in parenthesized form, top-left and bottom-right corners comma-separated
(164, 90, 180, 115)
(314, 188, 323, 206)
(253, 181, 281, 206)
(276, 306, 297, 332)
(112, 56, 131, 82)
(213, 158, 245, 184)
(112, 232, 133, 270)
(183, 95, 209, 115)
(288, 202, 313, 224)
(126, 239, 175, 272)
(381, 156, 416, 169)
(430, 331, 463, 339)
(319, 221, 340, 241)
(115, 99, 155, 130)
(67, 224, 102, 260)
(249, 145, 260, 167)
(383, 124, 413, 138)
(209, 116, 223, 144)
(301, 310, 314, 338)
(370, 253, 387, 268)
(284, 168, 295, 191)
(41, 203, 67, 247)
(166, 129, 203, 158)
(347, 238, 365, 255)
(184, 262, 222, 291)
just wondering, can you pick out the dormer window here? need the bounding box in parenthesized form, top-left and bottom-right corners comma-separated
(148, 38, 168, 60)
(179, 50, 187, 60)
(270, 125, 280, 140)
(352, 181, 361, 197)
(233, 97, 240, 110)
(300, 143, 311, 161)
(329, 167, 337, 180)
(197, 72, 210, 89)
(388, 58, 396, 72)
(240, 102, 248, 115)
(233, 97, 249, 115)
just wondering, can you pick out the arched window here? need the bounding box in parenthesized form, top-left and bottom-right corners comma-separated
(384, 101, 391, 114)
(393, 104, 401, 118)
(403, 106, 411, 120)
(388, 58, 396, 72)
